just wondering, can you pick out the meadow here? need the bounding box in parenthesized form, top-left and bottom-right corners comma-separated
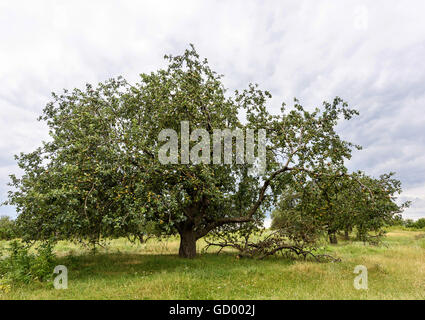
(0, 228, 424, 300)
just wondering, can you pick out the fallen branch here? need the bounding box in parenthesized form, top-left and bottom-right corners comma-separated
(204, 232, 340, 262)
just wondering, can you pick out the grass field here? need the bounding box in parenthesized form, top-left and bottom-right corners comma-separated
(1, 228, 424, 300)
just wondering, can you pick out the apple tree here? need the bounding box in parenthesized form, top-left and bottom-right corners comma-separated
(6, 45, 361, 257)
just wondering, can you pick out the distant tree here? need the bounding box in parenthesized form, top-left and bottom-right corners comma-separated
(0, 216, 17, 240)
(405, 218, 425, 229)
(6, 45, 361, 258)
(271, 171, 409, 244)
(350, 172, 410, 242)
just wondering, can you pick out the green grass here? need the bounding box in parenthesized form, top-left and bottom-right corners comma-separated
(1, 229, 425, 300)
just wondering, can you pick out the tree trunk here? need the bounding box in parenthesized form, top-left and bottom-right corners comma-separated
(179, 230, 197, 258)
(329, 232, 338, 244)
(344, 229, 350, 241)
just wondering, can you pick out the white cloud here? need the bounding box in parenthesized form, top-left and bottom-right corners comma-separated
(263, 218, 272, 229)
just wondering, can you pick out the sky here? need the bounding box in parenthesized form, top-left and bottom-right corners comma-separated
(0, 0, 424, 221)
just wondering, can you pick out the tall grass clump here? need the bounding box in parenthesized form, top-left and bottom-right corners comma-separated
(0, 241, 56, 287)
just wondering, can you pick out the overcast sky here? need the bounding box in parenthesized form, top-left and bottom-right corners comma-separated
(1, 0, 424, 220)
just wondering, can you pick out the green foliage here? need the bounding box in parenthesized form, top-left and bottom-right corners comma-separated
(405, 218, 425, 229)
(0, 216, 17, 240)
(0, 241, 56, 284)
(5, 45, 246, 252)
(271, 171, 409, 244)
(390, 214, 405, 226)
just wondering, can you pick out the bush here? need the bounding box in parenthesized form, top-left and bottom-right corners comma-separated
(405, 218, 425, 229)
(0, 216, 17, 240)
(0, 241, 56, 284)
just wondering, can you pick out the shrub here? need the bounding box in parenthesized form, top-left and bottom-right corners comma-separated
(0, 216, 17, 240)
(0, 241, 56, 284)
